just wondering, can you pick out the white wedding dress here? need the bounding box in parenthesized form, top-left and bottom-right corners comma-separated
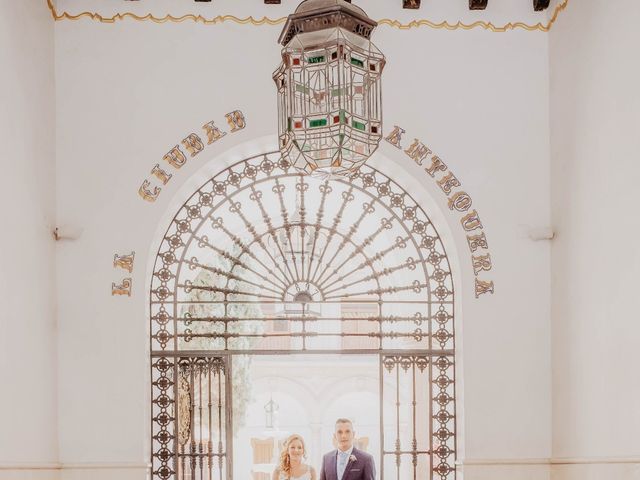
(279, 470, 312, 480)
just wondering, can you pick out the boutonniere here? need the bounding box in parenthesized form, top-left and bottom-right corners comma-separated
(349, 454, 357, 463)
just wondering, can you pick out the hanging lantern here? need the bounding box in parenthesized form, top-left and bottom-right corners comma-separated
(273, 0, 386, 177)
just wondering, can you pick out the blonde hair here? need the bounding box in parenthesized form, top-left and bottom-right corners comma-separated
(278, 434, 307, 478)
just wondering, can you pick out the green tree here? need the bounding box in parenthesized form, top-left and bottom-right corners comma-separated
(180, 247, 264, 433)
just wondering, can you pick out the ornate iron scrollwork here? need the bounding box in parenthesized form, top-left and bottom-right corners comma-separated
(150, 151, 456, 479)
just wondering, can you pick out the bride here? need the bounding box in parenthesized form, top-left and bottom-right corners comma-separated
(272, 434, 317, 480)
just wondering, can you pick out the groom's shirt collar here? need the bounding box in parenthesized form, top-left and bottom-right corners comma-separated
(337, 445, 354, 457)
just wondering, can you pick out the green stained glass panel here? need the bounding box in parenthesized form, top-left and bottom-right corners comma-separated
(352, 120, 366, 131)
(350, 58, 364, 68)
(310, 119, 328, 128)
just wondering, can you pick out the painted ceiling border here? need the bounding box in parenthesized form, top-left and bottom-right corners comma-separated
(46, 0, 569, 33)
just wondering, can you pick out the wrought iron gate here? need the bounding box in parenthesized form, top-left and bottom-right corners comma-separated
(152, 355, 232, 480)
(150, 151, 456, 479)
(380, 354, 455, 479)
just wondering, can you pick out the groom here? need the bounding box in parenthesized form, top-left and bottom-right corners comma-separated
(319, 418, 376, 480)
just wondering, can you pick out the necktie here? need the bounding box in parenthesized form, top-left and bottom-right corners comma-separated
(337, 451, 349, 480)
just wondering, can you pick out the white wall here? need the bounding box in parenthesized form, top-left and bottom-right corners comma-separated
(49, 2, 552, 479)
(13, 1, 640, 478)
(0, 1, 58, 479)
(549, 1, 640, 478)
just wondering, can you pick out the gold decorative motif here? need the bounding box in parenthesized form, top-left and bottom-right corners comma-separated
(181, 134, 205, 158)
(225, 110, 246, 132)
(460, 210, 483, 232)
(424, 156, 447, 178)
(467, 232, 488, 252)
(163, 146, 187, 169)
(395, 122, 494, 298)
(447, 191, 472, 212)
(138, 111, 247, 204)
(177, 372, 192, 446)
(437, 172, 461, 195)
(46, 0, 570, 33)
(385, 126, 405, 149)
(138, 180, 161, 202)
(474, 278, 495, 298)
(113, 252, 135, 273)
(151, 164, 173, 185)
(404, 139, 432, 166)
(112, 278, 132, 296)
(471, 253, 492, 276)
(202, 121, 227, 145)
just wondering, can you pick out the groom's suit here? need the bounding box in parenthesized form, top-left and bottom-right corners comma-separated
(319, 447, 376, 480)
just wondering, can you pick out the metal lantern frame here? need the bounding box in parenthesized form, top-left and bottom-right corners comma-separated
(274, 0, 386, 177)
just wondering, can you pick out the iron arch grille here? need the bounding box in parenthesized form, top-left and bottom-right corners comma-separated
(150, 151, 456, 480)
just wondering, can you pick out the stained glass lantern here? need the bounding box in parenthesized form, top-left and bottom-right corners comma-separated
(273, 0, 386, 177)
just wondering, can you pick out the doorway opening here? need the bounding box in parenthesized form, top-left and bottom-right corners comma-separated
(150, 151, 456, 479)
(233, 354, 380, 479)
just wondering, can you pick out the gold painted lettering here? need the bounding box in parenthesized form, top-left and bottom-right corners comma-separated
(202, 121, 227, 144)
(437, 172, 461, 195)
(460, 210, 483, 232)
(472, 253, 492, 276)
(425, 155, 447, 177)
(474, 278, 495, 298)
(225, 110, 246, 132)
(113, 252, 135, 273)
(384, 125, 405, 149)
(151, 164, 173, 185)
(404, 139, 432, 166)
(467, 232, 489, 252)
(112, 278, 132, 297)
(181, 133, 204, 157)
(448, 191, 472, 212)
(163, 146, 187, 169)
(138, 180, 161, 202)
